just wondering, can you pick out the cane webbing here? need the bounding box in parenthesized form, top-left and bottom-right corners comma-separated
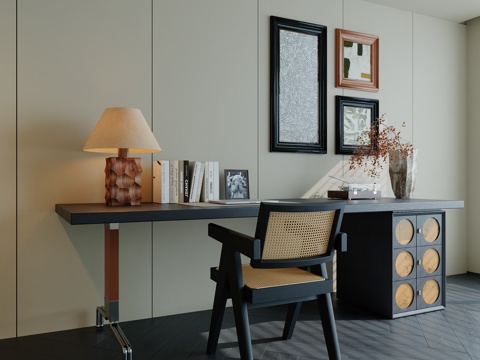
(262, 210, 335, 260)
(242, 264, 325, 289)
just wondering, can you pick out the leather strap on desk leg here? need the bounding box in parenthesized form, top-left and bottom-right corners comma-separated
(105, 224, 120, 303)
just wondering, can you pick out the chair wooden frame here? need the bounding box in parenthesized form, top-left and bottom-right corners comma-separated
(206, 201, 347, 360)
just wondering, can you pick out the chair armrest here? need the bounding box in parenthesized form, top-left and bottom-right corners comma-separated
(208, 223, 261, 259)
(334, 232, 347, 252)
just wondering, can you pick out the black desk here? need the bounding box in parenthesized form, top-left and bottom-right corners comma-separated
(55, 198, 463, 359)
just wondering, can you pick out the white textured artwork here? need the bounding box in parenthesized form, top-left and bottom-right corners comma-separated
(343, 41, 371, 81)
(343, 106, 371, 145)
(279, 29, 319, 144)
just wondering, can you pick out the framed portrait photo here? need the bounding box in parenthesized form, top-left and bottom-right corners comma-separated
(335, 29, 379, 92)
(335, 96, 379, 155)
(224, 170, 250, 199)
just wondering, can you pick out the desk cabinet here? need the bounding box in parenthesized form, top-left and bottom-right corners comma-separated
(337, 211, 445, 318)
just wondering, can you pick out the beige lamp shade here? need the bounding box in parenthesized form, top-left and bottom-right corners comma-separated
(83, 107, 161, 155)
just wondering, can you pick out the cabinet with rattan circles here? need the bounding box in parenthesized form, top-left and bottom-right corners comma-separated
(336, 210, 445, 318)
(392, 213, 444, 315)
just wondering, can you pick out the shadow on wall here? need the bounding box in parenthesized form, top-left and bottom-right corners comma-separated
(301, 159, 392, 199)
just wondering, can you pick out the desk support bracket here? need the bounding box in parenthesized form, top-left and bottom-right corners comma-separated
(95, 223, 133, 360)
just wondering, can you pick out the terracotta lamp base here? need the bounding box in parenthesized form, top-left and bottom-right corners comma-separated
(105, 157, 142, 206)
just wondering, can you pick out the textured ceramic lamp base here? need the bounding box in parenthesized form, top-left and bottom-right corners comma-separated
(105, 157, 142, 206)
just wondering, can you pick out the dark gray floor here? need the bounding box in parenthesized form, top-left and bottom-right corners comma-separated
(1, 274, 479, 360)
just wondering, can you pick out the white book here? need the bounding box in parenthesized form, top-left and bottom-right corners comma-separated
(207, 161, 214, 201)
(161, 160, 170, 203)
(194, 162, 205, 202)
(153, 161, 162, 203)
(169, 160, 179, 203)
(201, 161, 210, 202)
(212, 161, 219, 200)
(189, 161, 204, 203)
(189, 162, 198, 203)
(153, 160, 170, 203)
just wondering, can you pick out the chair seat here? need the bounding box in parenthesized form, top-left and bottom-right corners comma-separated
(242, 264, 325, 289)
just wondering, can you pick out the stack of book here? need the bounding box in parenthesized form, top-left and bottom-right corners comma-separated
(153, 160, 220, 203)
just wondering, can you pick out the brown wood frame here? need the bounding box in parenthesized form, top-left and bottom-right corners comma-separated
(335, 29, 379, 92)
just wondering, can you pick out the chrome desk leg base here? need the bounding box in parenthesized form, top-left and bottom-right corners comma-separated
(96, 306, 133, 360)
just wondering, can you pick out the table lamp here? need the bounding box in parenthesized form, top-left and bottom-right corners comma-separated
(83, 107, 161, 206)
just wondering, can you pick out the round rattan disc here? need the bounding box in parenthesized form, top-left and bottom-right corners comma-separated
(422, 217, 440, 243)
(395, 283, 414, 309)
(395, 251, 414, 277)
(422, 248, 440, 274)
(422, 279, 440, 305)
(395, 219, 414, 246)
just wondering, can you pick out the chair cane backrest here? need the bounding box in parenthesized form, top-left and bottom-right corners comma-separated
(252, 201, 345, 268)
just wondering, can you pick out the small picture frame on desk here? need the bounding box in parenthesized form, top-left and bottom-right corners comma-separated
(224, 170, 249, 199)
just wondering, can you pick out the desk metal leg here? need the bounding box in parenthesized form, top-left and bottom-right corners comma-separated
(96, 223, 133, 360)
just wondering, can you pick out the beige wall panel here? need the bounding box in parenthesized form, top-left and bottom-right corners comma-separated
(17, 0, 153, 335)
(341, 1, 413, 195)
(152, 218, 256, 316)
(0, 0, 17, 340)
(467, 17, 480, 273)
(343, 0, 413, 132)
(413, 14, 467, 275)
(7, 0, 470, 339)
(152, 0, 258, 316)
(258, 0, 343, 200)
(153, 0, 258, 196)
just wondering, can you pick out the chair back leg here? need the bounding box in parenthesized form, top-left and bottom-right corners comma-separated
(282, 302, 302, 340)
(318, 293, 341, 360)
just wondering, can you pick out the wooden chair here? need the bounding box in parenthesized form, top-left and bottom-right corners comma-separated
(206, 201, 347, 360)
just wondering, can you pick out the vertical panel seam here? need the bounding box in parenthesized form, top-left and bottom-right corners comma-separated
(257, 0, 260, 198)
(342, 0, 346, 177)
(150, 0, 154, 320)
(15, 0, 19, 338)
(412, 12, 415, 146)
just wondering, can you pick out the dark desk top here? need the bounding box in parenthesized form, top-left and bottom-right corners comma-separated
(55, 198, 464, 225)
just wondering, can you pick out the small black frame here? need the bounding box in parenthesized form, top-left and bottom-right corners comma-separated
(270, 16, 327, 154)
(224, 169, 250, 200)
(335, 95, 379, 155)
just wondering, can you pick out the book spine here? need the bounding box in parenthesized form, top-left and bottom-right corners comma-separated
(201, 161, 209, 202)
(178, 160, 184, 203)
(161, 160, 170, 203)
(212, 161, 219, 200)
(183, 160, 190, 202)
(169, 161, 178, 203)
(189, 161, 198, 203)
(195, 162, 205, 202)
(208, 161, 214, 201)
(153, 161, 162, 203)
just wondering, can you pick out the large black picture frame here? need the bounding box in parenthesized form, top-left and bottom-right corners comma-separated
(270, 16, 327, 154)
(335, 95, 379, 155)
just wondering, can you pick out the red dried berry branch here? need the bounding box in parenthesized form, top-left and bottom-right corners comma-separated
(348, 114, 415, 178)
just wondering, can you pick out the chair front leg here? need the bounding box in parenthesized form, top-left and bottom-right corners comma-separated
(228, 251, 253, 360)
(206, 277, 229, 354)
(318, 293, 341, 360)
